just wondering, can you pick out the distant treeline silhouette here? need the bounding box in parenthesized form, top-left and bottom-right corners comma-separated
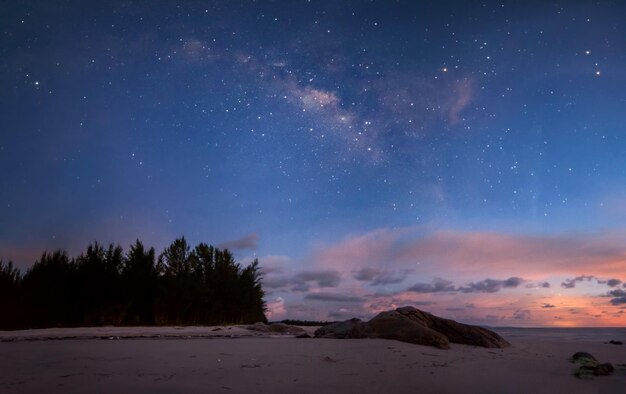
(277, 319, 334, 327)
(0, 237, 266, 330)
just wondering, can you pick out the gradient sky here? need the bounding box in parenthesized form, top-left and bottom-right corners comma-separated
(2, 1, 626, 327)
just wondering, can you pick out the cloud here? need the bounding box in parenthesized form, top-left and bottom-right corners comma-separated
(314, 227, 626, 278)
(459, 277, 524, 293)
(258, 255, 291, 275)
(265, 297, 286, 320)
(561, 275, 596, 289)
(305, 292, 364, 303)
(353, 268, 413, 286)
(353, 267, 380, 282)
(265, 226, 626, 325)
(262, 268, 342, 292)
(293, 270, 341, 289)
(217, 233, 258, 251)
(513, 310, 532, 320)
(608, 289, 626, 305)
(408, 277, 456, 293)
(564, 276, 623, 289)
(606, 279, 622, 287)
(526, 281, 551, 289)
(407, 276, 524, 294)
(263, 276, 292, 289)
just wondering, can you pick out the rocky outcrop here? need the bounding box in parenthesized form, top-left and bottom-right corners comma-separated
(314, 306, 510, 349)
(367, 309, 450, 348)
(313, 318, 371, 339)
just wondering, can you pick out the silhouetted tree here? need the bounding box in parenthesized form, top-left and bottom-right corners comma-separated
(121, 240, 158, 325)
(237, 259, 266, 323)
(0, 238, 267, 329)
(157, 237, 196, 324)
(0, 260, 22, 329)
(74, 242, 124, 325)
(21, 250, 79, 328)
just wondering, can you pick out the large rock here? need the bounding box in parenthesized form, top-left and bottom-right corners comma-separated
(395, 306, 510, 348)
(368, 309, 450, 348)
(314, 306, 510, 349)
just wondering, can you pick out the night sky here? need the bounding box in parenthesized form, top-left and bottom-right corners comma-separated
(2, 1, 626, 326)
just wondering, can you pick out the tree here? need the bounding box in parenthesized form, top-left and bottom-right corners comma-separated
(74, 242, 124, 325)
(21, 250, 79, 328)
(0, 260, 22, 329)
(121, 240, 157, 325)
(0, 237, 268, 329)
(157, 237, 195, 324)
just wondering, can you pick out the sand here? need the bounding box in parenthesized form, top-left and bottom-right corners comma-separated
(1, 326, 624, 393)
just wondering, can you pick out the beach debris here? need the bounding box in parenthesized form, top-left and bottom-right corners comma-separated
(571, 352, 614, 378)
(240, 364, 261, 368)
(608, 340, 623, 345)
(314, 306, 510, 349)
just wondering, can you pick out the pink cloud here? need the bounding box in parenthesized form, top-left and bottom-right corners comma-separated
(314, 227, 626, 279)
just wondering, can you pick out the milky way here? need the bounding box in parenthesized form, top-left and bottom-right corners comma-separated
(2, 1, 625, 326)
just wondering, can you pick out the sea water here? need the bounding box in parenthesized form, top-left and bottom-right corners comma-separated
(492, 327, 626, 343)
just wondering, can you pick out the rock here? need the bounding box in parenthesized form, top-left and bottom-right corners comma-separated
(314, 318, 371, 339)
(572, 352, 597, 362)
(267, 323, 305, 334)
(572, 352, 614, 378)
(247, 322, 270, 332)
(394, 306, 509, 348)
(367, 310, 450, 349)
(313, 307, 509, 349)
(609, 340, 623, 345)
(594, 363, 614, 376)
(295, 333, 311, 338)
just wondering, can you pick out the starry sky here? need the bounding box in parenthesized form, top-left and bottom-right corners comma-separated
(2, 1, 626, 327)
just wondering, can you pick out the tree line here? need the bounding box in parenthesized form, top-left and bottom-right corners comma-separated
(0, 237, 267, 330)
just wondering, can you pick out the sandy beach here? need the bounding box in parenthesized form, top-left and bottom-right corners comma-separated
(1, 326, 624, 393)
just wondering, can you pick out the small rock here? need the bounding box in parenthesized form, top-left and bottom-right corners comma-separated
(593, 363, 614, 376)
(295, 333, 311, 338)
(572, 352, 615, 378)
(608, 340, 623, 345)
(572, 352, 597, 362)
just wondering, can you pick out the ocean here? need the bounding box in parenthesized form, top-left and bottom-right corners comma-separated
(492, 327, 626, 343)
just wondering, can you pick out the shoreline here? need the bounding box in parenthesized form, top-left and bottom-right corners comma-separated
(1, 326, 625, 393)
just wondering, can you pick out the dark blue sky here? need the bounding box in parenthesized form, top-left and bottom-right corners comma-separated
(2, 1, 626, 325)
